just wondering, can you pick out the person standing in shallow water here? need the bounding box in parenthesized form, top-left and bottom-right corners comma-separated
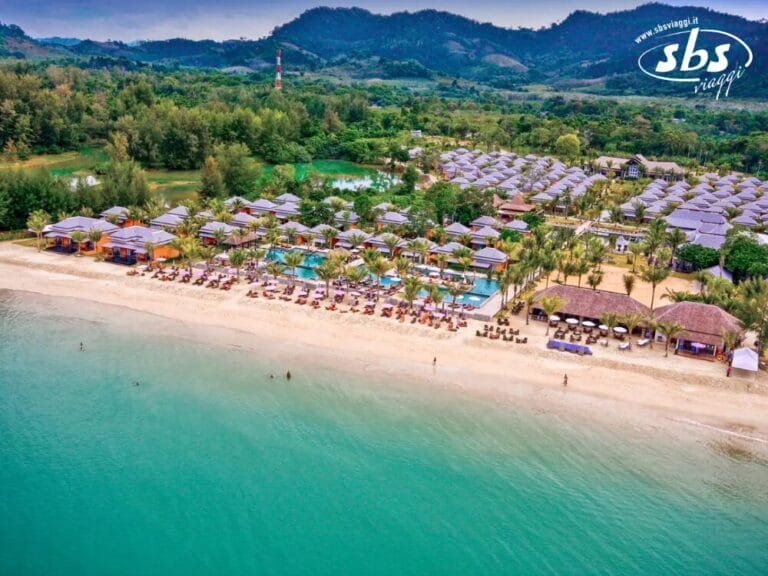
(563, 373, 568, 387)
(286, 370, 292, 380)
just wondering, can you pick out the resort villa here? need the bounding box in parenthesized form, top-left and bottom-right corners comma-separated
(593, 155, 686, 181)
(44, 216, 119, 254)
(102, 226, 179, 264)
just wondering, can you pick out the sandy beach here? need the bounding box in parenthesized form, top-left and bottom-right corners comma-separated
(2, 241, 767, 447)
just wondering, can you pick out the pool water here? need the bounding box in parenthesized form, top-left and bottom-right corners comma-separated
(266, 249, 327, 280)
(416, 278, 499, 307)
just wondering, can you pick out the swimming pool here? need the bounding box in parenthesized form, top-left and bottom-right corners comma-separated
(416, 278, 500, 307)
(266, 248, 327, 280)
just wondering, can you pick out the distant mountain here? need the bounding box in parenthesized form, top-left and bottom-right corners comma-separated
(2, 4, 767, 97)
(0, 22, 68, 59)
(37, 36, 82, 47)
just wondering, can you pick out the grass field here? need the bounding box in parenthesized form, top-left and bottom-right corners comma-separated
(1, 149, 387, 205)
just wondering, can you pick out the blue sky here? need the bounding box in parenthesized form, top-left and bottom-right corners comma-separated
(2, 0, 766, 41)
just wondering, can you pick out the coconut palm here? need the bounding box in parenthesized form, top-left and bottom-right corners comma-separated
(315, 259, 340, 298)
(524, 292, 537, 325)
(344, 264, 368, 288)
(600, 312, 618, 334)
(360, 247, 382, 269)
(445, 282, 467, 316)
(427, 283, 445, 313)
(435, 254, 448, 279)
(394, 256, 411, 278)
(143, 241, 156, 264)
(265, 261, 284, 283)
(26, 210, 49, 252)
(643, 314, 658, 349)
(407, 238, 428, 264)
(172, 236, 200, 271)
(248, 248, 266, 276)
(586, 270, 604, 291)
(283, 251, 304, 286)
(321, 226, 339, 248)
(382, 233, 401, 259)
(69, 231, 87, 256)
(665, 227, 687, 264)
(228, 248, 247, 281)
(656, 321, 685, 357)
(347, 232, 367, 251)
(641, 260, 671, 312)
(402, 276, 423, 310)
(619, 313, 643, 347)
(539, 295, 565, 336)
(265, 227, 281, 252)
(721, 330, 740, 357)
(628, 242, 644, 273)
(212, 227, 227, 250)
(367, 256, 392, 301)
(86, 228, 103, 252)
(622, 273, 636, 296)
(198, 245, 217, 269)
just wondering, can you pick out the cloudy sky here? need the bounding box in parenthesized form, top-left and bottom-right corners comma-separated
(2, 0, 766, 41)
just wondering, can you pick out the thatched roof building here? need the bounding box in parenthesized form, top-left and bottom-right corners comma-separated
(532, 285, 649, 320)
(654, 302, 742, 347)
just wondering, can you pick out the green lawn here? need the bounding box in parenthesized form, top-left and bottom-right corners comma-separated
(0, 147, 107, 177)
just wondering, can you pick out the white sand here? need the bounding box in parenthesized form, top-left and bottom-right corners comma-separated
(2, 241, 767, 448)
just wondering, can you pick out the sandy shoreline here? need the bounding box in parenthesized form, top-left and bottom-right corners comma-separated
(2, 241, 767, 448)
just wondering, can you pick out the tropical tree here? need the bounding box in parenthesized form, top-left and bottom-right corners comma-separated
(445, 282, 467, 316)
(427, 283, 445, 313)
(228, 249, 247, 281)
(248, 248, 266, 277)
(586, 270, 604, 291)
(143, 241, 156, 264)
(628, 242, 644, 273)
(435, 254, 448, 279)
(622, 273, 636, 297)
(344, 264, 368, 287)
(367, 256, 391, 301)
(315, 259, 340, 297)
(321, 226, 339, 248)
(212, 227, 227, 250)
(666, 227, 687, 264)
(394, 256, 411, 278)
(402, 276, 423, 310)
(600, 312, 618, 334)
(524, 292, 537, 325)
(619, 313, 643, 347)
(539, 295, 565, 336)
(641, 256, 671, 312)
(656, 321, 685, 357)
(382, 233, 401, 259)
(86, 228, 103, 252)
(172, 236, 200, 271)
(283, 250, 304, 286)
(265, 261, 284, 283)
(347, 232, 367, 251)
(69, 231, 86, 256)
(26, 210, 50, 251)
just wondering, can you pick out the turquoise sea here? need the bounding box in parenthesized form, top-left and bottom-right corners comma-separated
(1, 289, 767, 575)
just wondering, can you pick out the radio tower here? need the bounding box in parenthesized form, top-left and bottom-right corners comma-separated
(275, 49, 283, 90)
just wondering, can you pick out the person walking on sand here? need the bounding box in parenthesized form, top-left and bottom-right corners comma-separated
(80, 342, 85, 352)
(563, 373, 568, 387)
(433, 356, 437, 367)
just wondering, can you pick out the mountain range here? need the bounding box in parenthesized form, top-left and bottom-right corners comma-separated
(2, 3, 766, 97)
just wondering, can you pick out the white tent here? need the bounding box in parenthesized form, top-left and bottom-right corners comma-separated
(732, 348, 759, 372)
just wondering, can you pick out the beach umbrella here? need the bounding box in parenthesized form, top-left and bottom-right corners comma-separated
(382, 303, 394, 309)
(350, 291, 362, 297)
(613, 326, 627, 334)
(364, 300, 376, 307)
(549, 315, 561, 323)
(565, 318, 579, 326)
(265, 286, 276, 292)
(582, 321, 596, 328)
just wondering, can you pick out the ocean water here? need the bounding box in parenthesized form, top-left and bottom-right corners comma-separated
(1, 290, 767, 575)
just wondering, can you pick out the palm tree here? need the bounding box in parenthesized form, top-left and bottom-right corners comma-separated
(665, 228, 687, 264)
(265, 227, 281, 252)
(343, 264, 368, 288)
(407, 239, 428, 264)
(228, 249, 247, 281)
(402, 276, 423, 310)
(622, 273, 636, 297)
(586, 270, 604, 291)
(524, 292, 537, 325)
(643, 314, 658, 349)
(619, 313, 643, 347)
(539, 251, 556, 288)
(315, 259, 340, 297)
(143, 241, 156, 264)
(173, 236, 200, 271)
(367, 256, 392, 301)
(427, 283, 445, 314)
(321, 226, 339, 248)
(212, 228, 227, 250)
(435, 254, 448, 279)
(283, 251, 304, 286)
(265, 261, 284, 284)
(656, 321, 685, 357)
(360, 247, 382, 269)
(452, 246, 473, 278)
(720, 330, 740, 357)
(70, 231, 87, 256)
(394, 256, 411, 278)
(445, 282, 467, 316)
(86, 228, 103, 253)
(628, 242, 644, 273)
(382, 233, 401, 259)
(641, 261, 671, 312)
(539, 295, 565, 336)
(600, 312, 618, 334)
(198, 245, 217, 270)
(347, 232, 367, 251)
(26, 210, 50, 252)
(248, 248, 266, 277)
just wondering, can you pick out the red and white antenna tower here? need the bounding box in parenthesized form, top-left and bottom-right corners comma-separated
(275, 49, 283, 90)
